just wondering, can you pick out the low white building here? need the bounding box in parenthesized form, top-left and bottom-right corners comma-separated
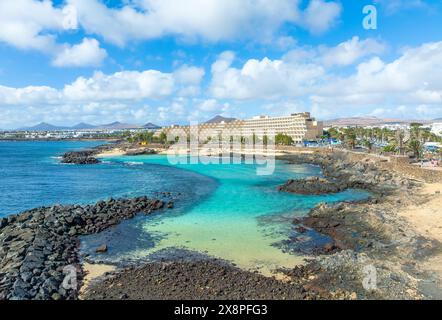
(431, 123, 442, 136)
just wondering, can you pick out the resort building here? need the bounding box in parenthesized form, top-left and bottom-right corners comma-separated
(431, 122, 442, 137)
(159, 112, 323, 144)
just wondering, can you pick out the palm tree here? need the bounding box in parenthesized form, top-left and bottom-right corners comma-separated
(328, 127, 338, 137)
(421, 130, 432, 144)
(363, 139, 374, 153)
(159, 132, 167, 145)
(407, 139, 423, 158)
(395, 130, 406, 155)
(344, 128, 357, 149)
(410, 123, 423, 141)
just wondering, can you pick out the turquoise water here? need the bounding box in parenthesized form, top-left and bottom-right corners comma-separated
(0, 141, 216, 217)
(85, 154, 370, 274)
(0, 141, 370, 274)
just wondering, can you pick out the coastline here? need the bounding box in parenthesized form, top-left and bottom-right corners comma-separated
(83, 144, 442, 300)
(2, 141, 441, 300)
(0, 197, 167, 300)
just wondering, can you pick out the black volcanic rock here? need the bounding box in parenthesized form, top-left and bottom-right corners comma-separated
(125, 148, 157, 156)
(278, 177, 344, 195)
(0, 196, 167, 300)
(61, 151, 100, 165)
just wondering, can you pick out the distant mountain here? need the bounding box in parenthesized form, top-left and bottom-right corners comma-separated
(71, 122, 97, 130)
(16, 121, 141, 131)
(98, 122, 141, 130)
(205, 115, 237, 124)
(18, 122, 70, 131)
(434, 118, 442, 121)
(324, 117, 433, 127)
(142, 122, 161, 129)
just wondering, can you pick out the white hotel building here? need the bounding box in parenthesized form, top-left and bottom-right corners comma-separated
(432, 122, 442, 137)
(160, 112, 323, 144)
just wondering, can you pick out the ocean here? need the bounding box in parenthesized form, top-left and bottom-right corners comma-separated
(0, 140, 370, 274)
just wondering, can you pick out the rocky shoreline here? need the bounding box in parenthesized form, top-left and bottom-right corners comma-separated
(85, 151, 441, 300)
(2, 147, 441, 300)
(61, 142, 158, 164)
(276, 152, 441, 299)
(278, 177, 345, 195)
(0, 197, 167, 300)
(277, 152, 416, 195)
(61, 143, 120, 164)
(83, 256, 308, 300)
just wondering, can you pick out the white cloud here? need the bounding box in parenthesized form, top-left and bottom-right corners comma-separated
(302, 0, 342, 34)
(53, 38, 107, 67)
(208, 40, 442, 119)
(68, 0, 341, 46)
(210, 52, 324, 100)
(319, 37, 386, 66)
(197, 99, 230, 113)
(0, 65, 205, 106)
(3, 37, 442, 127)
(0, 1, 105, 68)
(307, 41, 442, 117)
(173, 65, 205, 85)
(208, 38, 386, 101)
(318, 42, 442, 100)
(0, 0, 342, 69)
(283, 36, 386, 66)
(375, 0, 429, 14)
(63, 70, 175, 101)
(0, 66, 201, 128)
(0, 0, 65, 52)
(158, 102, 186, 121)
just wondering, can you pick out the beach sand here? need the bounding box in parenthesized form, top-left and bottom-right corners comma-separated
(95, 148, 126, 157)
(79, 263, 116, 298)
(397, 183, 442, 280)
(398, 183, 442, 242)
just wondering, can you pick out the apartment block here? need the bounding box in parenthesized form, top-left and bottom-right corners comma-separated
(160, 112, 323, 144)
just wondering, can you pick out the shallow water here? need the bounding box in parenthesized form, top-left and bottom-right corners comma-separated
(82, 154, 370, 274)
(0, 141, 370, 274)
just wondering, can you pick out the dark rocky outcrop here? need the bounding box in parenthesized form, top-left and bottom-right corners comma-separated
(278, 177, 344, 195)
(278, 152, 417, 195)
(0, 197, 166, 300)
(61, 142, 159, 164)
(83, 257, 305, 300)
(124, 148, 157, 156)
(61, 150, 100, 165)
(95, 245, 108, 253)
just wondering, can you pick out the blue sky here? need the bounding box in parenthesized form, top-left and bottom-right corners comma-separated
(1, 0, 442, 128)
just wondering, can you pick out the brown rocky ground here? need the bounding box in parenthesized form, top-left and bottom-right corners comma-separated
(83, 150, 441, 300)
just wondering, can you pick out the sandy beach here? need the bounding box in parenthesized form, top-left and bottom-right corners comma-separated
(79, 263, 116, 298)
(397, 183, 442, 282)
(95, 148, 126, 157)
(398, 183, 442, 244)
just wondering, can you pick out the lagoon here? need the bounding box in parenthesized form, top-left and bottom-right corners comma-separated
(0, 141, 370, 274)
